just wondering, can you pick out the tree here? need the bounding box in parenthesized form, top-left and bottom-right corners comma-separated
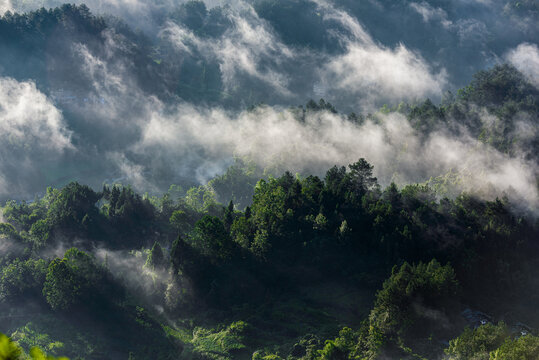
(230, 215, 252, 248)
(0, 332, 69, 360)
(490, 334, 539, 360)
(145, 242, 166, 269)
(42, 248, 113, 310)
(347, 158, 378, 197)
(191, 215, 234, 261)
(445, 322, 509, 360)
(46, 183, 100, 232)
(0, 259, 47, 302)
(170, 235, 200, 277)
(223, 200, 234, 232)
(324, 166, 347, 197)
(42, 258, 79, 311)
(0, 333, 22, 360)
(369, 259, 459, 340)
(170, 210, 190, 234)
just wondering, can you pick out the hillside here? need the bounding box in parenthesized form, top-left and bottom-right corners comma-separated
(0, 1, 538, 359)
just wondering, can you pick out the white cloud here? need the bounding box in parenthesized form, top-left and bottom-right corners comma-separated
(0, 77, 72, 151)
(3, 0, 535, 215)
(313, 0, 373, 45)
(409, 2, 452, 28)
(323, 43, 447, 106)
(161, 4, 295, 95)
(0, 0, 13, 14)
(94, 247, 171, 308)
(0, 77, 73, 197)
(130, 102, 538, 211)
(161, 0, 447, 106)
(454, 18, 489, 43)
(506, 43, 539, 87)
(67, 36, 534, 208)
(312, 0, 448, 107)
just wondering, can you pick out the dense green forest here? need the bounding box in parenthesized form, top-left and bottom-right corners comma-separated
(1, 0, 538, 359)
(1, 154, 538, 359)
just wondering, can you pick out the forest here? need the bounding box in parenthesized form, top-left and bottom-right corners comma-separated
(0, 0, 538, 359)
(1, 62, 538, 358)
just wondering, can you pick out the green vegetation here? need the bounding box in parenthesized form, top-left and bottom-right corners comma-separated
(1, 150, 537, 358)
(0, 4, 538, 358)
(445, 322, 510, 359)
(445, 322, 539, 360)
(0, 332, 68, 360)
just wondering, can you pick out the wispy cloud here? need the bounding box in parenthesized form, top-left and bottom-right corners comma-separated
(130, 102, 538, 211)
(314, 0, 447, 107)
(161, 3, 295, 96)
(409, 2, 453, 28)
(506, 43, 539, 88)
(0, 0, 12, 14)
(0, 77, 73, 197)
(0, 77, 72, 151)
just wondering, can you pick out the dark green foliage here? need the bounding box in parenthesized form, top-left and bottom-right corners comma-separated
(42, 248, 120, 311)
(305, 99, 338, 114)
(208, 159, 262, 210)
(190, 215, 235, 261)
(103, 185, 154, 229)
(223, 200, 235, 233)
(0, 259, 47, 302)
(445, 322, 539, 360)
(0, 331, 69, 359)
(457, 64, 539, 109)
(2, 200, 46, 233)
(0, 134, 537, 359)
(370, 260, 459, 339)
(169, 209, 192, 235)
(406, 64, 539, 157)
(191, 321, 251, 359)
(46, 183, 100, 235)
(314, 326, 381, 360)
(0, 162, 537, 358)
(445, 322, 510, 360)
(0, 333, 23, 360)
(145, 242, 166, 270)
(408, 98, 445, 132)
(1, 3, 537, 359)
(347, 158, 378, 197)
(170, 235, 201, 280)
(491, 334, 539, 360)
(0, 223, 17, 238)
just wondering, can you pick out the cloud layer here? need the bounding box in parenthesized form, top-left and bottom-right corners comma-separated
(0, 0, 13, 14)
(0, 0, 537, 214)
(0, 77, 72, 198)
(506, 43, 539, 88)
(129, 104, 538, 210)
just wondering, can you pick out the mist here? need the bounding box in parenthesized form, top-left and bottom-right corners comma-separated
(0, 51, 537, 213)
(0, 2, 538, 359)
(4, 0, 537, 101)
(0, 0, 537, 214)
(125, 102, 538, 211)
(0, 77, 72, 199)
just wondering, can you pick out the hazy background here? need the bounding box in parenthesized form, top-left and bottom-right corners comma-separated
(0, 0, 537, 211)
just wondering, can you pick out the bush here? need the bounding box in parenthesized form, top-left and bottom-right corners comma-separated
(445, 322, 509, 360)
(369, 259, 459, 339)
